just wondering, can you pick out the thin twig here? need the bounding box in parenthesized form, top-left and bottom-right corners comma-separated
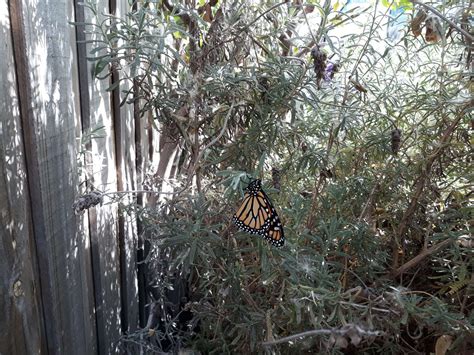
(460, 273, 474, 314)
(261, 324, 384, 347)
(204, 2, 289, 53)
(193, 102, 236, 168)
(265, 310, 274, 343)
(392, 105, 467, 269)
(314, 0, 331, 44)
(411, 0, 474, 42)
(103, 190, 175, 196)
(244, 1, 288, 31)
(306, 174, 325, 230)
(177, 102, 238, 194)
(306, 0, 387, 229)
(392, 238, 454, 277)
(358, 182, 379, 222)
(338, 301, 397, 314)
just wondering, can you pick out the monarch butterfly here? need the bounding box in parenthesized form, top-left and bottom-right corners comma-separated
(232, 179, 285, 247)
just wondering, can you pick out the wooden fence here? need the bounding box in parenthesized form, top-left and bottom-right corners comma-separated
(0, 0, 173, 353)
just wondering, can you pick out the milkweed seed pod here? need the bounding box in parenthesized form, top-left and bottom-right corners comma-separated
(391, 128, 402, 154)
(272, 167, 281, 191)
(411, 9, 428, 37)
(311, 45, 327, 88)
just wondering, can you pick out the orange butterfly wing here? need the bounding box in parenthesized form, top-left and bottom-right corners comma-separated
(233, 180, 285, 247)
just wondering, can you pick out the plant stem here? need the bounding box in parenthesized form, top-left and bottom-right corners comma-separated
(412, 0, 474, 42)
(261, 325, 384, 347)
(392, 238, 454, 277)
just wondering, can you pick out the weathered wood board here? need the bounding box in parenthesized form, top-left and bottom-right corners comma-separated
(1, 0, 143, 353)
(80, 0, 123, 352)
(0, 2, 45, 353)
(5, 0, 96, 353)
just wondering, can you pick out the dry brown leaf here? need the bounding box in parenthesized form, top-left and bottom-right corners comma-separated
(425, 17, 442, 43)
(411, 9, 427, 37)
(350, 79, 368, 93)
(435, 335, 453, 355)
(203, 4, 212, 23)
(335, 335, 349, 348)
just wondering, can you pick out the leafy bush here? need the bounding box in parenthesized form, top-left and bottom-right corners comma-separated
(80, 0, 472, 353)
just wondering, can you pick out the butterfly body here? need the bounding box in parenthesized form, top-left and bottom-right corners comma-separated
(232, 179, 285, 247)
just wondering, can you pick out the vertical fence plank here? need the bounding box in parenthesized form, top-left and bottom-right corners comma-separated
(0, 2, 45, 353)
(134, 68, 147, 329)
(8, 0, 95, 353)
(115, 0, 139, 335)
(82, 0, 122, 352)
(3, 0, 144, 352)
(72, 0, 99, 352)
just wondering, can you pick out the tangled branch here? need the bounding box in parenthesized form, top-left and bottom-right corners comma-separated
(261, 324, 385, 347)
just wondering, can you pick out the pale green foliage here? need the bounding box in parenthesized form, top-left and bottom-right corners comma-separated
(81, 0, 472, 353)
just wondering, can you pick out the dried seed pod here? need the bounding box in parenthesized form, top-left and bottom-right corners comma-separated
(305, 5, 315, 14)
(391, 128, 402, 154)
(311, 45, 327, 88)
(73, 190, 104, 215)
(425, 16, 442, 43)
(411, 9, 428, 37)
(272, 167, 281, 191)
(350, 78, 367, 93)
(202, 3, 212, 22)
